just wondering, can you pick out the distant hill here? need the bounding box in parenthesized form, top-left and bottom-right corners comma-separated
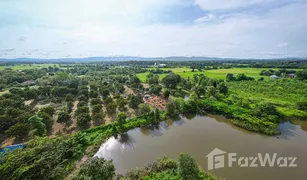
(0, 56, 305, 63)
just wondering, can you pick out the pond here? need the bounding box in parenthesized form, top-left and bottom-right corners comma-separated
(95, 115, 307, 180)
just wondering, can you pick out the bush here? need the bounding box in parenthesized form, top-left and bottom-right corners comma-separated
(57, 111, 71, 123)
(39, 106, 55, 116)
(37, 111, 53, 130)
(296, 101, 307, 111)
(77, 113, 91, 127)
(91, 98, 102, 106)
(92, 104, 103, 114)
(67, 101, 74, 113)
(5, 123, 29, 138)
(178, 153, 201, 180)
(106, 102, 117, 113)
(76, 106, 90, 115)
(73, 157, 115, 180)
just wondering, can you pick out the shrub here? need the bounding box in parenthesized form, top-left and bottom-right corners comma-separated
(57, 111, 71, 123)
(77, 113, 91, 127)
(178, 153, 201, 180)
(39, 106, 55, 116)
(73, 157, 115, 180)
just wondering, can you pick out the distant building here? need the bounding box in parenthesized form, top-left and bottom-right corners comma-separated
(270, 75, 279, 79)
(287, 74, 295, 78)
(154, 63, 166, 68)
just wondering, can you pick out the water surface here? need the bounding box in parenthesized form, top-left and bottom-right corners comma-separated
(95, 115, 307, 180)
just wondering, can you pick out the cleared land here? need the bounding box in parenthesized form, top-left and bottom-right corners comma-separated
(137, 67, 273, 82)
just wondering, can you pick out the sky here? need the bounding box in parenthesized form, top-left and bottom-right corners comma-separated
(0, 0, 307, 59)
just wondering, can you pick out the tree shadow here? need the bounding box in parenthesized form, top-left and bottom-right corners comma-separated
(13, 135, 29, 145)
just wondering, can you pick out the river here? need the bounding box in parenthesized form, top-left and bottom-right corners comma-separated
(95, 115, 307, 180)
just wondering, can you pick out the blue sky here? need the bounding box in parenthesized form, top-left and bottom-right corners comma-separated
(0, 0, 307, 59)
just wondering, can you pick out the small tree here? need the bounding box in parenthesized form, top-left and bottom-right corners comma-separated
(91, 98, 102, 106)
(106, 102, 117, 113)
(77, 113, 91, 127)
(116, 112, 127, 131)
(178, 153, 200, 180)
(5, 123, 29, 138)
(37, 111, 53, 131)
(73, 157, 115, 180)
(57, 111, 70, 123)
(67, 101, 74, 113)
(137, 104, 152, 116)
(39, 106, 55, 116)
(28, 115, 46, 137)
(163, 89, 170, 99)
(92, 104, 103, 114)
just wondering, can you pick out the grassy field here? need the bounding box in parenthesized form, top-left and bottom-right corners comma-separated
(0, 64, 59, 70)
(228, 80, 307, 118)
(137, 67, 271, 82)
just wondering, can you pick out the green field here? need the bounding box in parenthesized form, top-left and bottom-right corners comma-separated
(137, 67, 271, 82)
(0, 64, 59, 70)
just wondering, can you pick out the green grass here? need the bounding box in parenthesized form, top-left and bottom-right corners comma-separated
(137, 67, 273, 82)
(0, 64, 60, 70)
(0, 89, 9, 96)
(228, 79, 307, 119)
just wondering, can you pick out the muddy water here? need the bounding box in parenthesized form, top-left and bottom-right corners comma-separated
(95, 115, 307, 180)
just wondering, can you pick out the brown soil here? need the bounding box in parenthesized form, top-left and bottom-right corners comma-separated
(143, 95, 168, 110)
(124, 85, 134, 95)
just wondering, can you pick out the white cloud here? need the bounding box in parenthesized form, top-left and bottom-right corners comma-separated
(277, 42, 289, 47)
(0, 0, 307, 58)
(193, 0, 269, 10)
(194, 14, 218, 23)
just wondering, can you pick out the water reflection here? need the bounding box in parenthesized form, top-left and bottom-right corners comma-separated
(277, 122, 299, 140)
(290, 119, 307, 132)
(95, 115, 307, 180)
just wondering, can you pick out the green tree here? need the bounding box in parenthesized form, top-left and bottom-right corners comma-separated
(67, 101, 74, 113)
(73, 157, 115, 180)
(163, 89, 170, 99)
(92, 104, 103, 114)
(116, 112, 127, 130)
(37, 111, 53, 131)
(178, 153, 201, 180)
(28, 115, 46, 137)
(5, 123, 29, 138)
(128, 94, 143, 109)
(149, 85, 162, 95)
(217, 82, 228, 95)
(162, 73, 181, 89)
(57, 111, 71, 123)
(106, 102, 117, 113)
(39, 106, 55, 116)
(91, 98, 102, 106)
(117, 97, 127, 111)
(77, 113, 91, 127)
(137, 104, 152, 116)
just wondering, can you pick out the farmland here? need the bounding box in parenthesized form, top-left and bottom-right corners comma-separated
(1, 60, 307, 180)
(0, 64, 60, 70)
(137, 67, 272, 82)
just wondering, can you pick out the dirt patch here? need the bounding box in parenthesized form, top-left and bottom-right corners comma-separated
(49, 113, 65, 137)
(0, 138, 14, 148)
(124, 85, 134, 95)
(24, 99, 34, 105)
(142, 83, 150, 89)
(143, 95, 168, 110)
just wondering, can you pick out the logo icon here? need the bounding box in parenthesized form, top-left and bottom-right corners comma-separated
(206, 148, 226, 170)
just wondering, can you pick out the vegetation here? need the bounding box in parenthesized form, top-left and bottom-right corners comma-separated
(1, 60, 307, 179)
